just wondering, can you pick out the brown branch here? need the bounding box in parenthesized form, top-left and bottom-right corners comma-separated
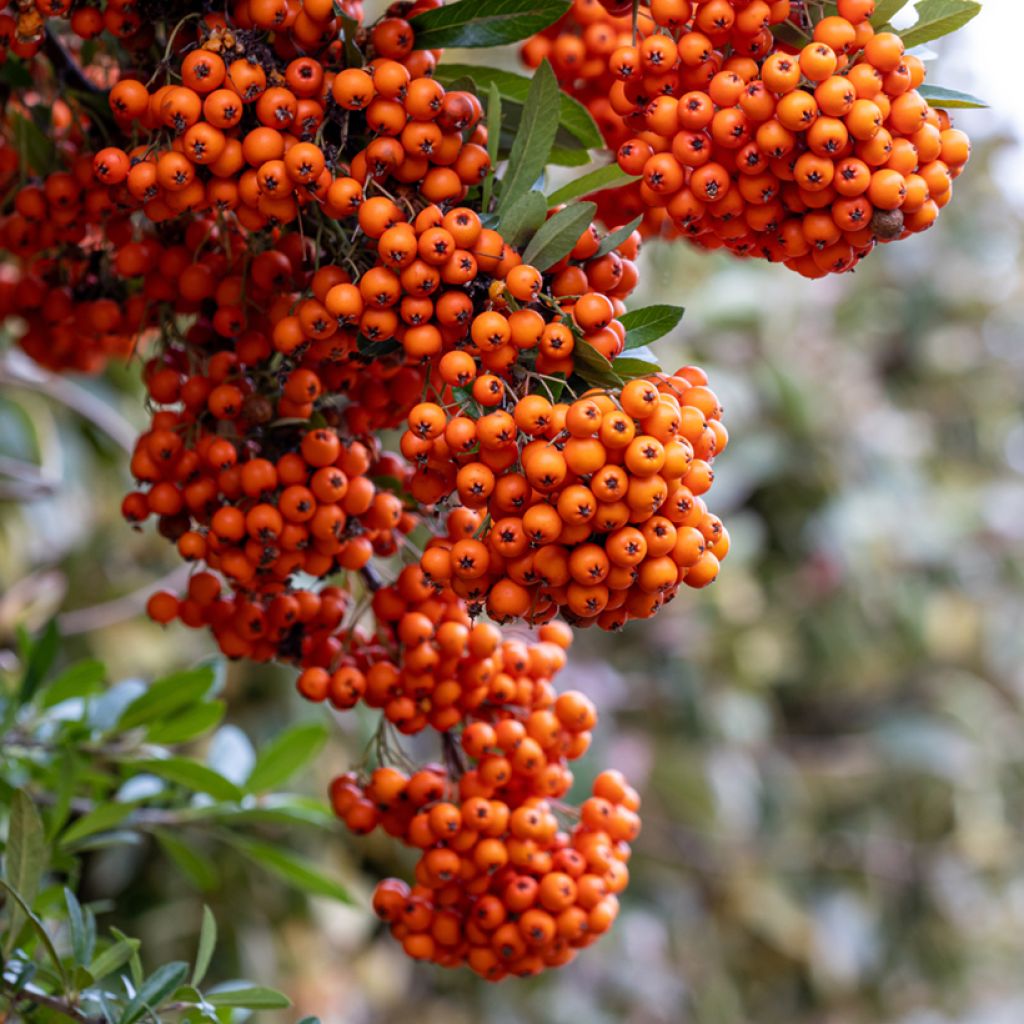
(2, 983, 103, 1024)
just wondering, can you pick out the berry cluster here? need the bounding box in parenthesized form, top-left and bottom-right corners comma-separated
(524, 0, 972, 275)
(329, 626, 641, 979)
(413, 370, 728, 628)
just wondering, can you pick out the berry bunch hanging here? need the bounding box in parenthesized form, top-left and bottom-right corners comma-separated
(523, 0, 976, 276)
(0, 0, 983, 981)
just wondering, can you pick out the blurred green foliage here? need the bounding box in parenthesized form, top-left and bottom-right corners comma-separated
(4, 78, 1024, 1024)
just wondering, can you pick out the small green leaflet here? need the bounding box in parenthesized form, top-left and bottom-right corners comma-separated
(192, 905, 217, 987)
(497, 60, 561, 214)
(613, 356, 662, 380)
(572, 338, 623, 390)
(224, 835, 352, 903)
(118, 961, 190, 1024)
(60, 802, 135, 846)
(409, 0, 568, 48)
(620, 305, 685, 350)
(3, 791, 47, 956)
(87, 937, 141, 982)
(131, 758, 244, 802)
(917, 83, 987, 108)
(205, 986, 292, 1009)
(546, 164, 638, 207)
(41, 659, 105, 708)
(595, 215, 643, 258)
(117, 666, 217, 730)
(17, 618, 59, 710)
(899, 0, 981, 48)
(244, 721, 329, 793)
(521, 202, 597, 270)
(496, 190, 548, 248)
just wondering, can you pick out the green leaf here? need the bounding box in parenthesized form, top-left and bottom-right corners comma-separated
(88, 937, 141, 982)
(410, 0, 568, 48)
(110, 928, 143, 988)
(155, 830, 221, 892)
(18, 618, 59, 709)
(224, 835, 351, 903)
(117, 666, 217, 731)
(595, 215, 644, 258)
(547, 165, 638, 207)
(244, 722, 329, 794)
(497, 60, 561, 214)
(898, 0, 981, 47)
(41, 659, 105, 708)
(3, 790, 47, 956)
(771, 20, 810, 45)
(205, 986, 292, 1010)
(620, 305, 686, 350)
(573, 337, 623, 390)
(496, 190, 548, 249)
(482, 81, 502, 213)
(613, 356, 662, 380)
(60, 802, 134, 847)
(64, 888, 89, 964)
(437, 65, 603, 151)
(132, 758, 244, 802)
(917, 83, 988, 108)
(145, 701, 225, 744)
(192, 906, 217, 988)
(10, 111, 57, 176)
(871, 0, 913, 26)
(521, 202, 597, 271)
(119, 961, 190, 1024)
(213, 795, 334, 830)
(0, 878, 67, 985)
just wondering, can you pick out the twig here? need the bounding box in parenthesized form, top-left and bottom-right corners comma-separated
(57, 564, 191, 636)
(0, 350, 137, 454)
(42, 25, 100, 95)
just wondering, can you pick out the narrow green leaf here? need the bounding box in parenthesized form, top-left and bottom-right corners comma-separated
(88, 937, 140, 982)
(917, 83, 988, 108)
(3, 790, 47, 955)
(409, 0, 568, 48)
(117, 667, 217, 731)
(547, 164, 638, 207)
(119, 961, 190, 1024)
(60, 802, 134, 847)
(41, 659, 105, 708)
(771, 20, 810, 45)
(154, 830, 221, 892)
(17, 619, 59, 708)
(205, 986, 292, 1009)
(497, 60, 561, 214)
(482, 80, 502, 213)
(145, 701, 225, 744)
(64, 888, 88, 964)
(496, 190, 548, 249)
(437, 65, 602, 150)
(192, 905, 217, 988)
(871, 0, 913, 26)
(572, 337, 623, 390)
(521, 202, 597, 271)
(132, 758, 243, 803)
(244, 722, 329, 794)
(620, 305, 686, 350)
(899, 0, 981, 48)
(110, 927, 143, 988)
(214, 795, 334, 830)
(45, 752, 79, 843)
(0, 878, 67, 985)
(224, 835, 351, 903)
(595, 215, 644, 258)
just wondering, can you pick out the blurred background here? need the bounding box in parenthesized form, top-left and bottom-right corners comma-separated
(2, 1, 1024, 1021)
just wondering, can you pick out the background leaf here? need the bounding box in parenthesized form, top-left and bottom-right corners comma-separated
(595, 215, 643, 258)
(2, 791, 47, 955)
(205, 985, 292, 1009)
(192, 905, 217, 987)
(119, 961, 189, 1024)
(117, 667, 216, 731)
(496, 190, 548, 248)
(224, 835, 351, 903)
(132, 758, 243, 803)
(244, 722, 329, 794)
